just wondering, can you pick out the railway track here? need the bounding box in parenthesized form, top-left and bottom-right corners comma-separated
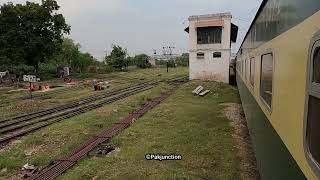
(27, 89, 175, 180)
(19, 78, 128, 100)
(0, 78, 163, 125)
(0, 77, 188, 145)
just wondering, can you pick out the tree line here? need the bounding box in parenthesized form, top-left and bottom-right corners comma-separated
(0, 0, 188, 80)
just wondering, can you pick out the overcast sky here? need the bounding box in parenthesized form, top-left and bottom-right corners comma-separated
(1, 0, 263, 60)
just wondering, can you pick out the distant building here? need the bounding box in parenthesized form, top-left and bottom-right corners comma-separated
(149, 57, 156, 66)
(185, 12, 238, 83)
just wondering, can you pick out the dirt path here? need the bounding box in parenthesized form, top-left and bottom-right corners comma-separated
(222, 103, 260, 180)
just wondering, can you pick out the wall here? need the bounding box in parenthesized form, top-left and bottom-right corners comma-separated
(188, 14, 231, 83)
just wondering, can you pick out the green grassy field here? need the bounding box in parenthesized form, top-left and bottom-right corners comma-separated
(0, 67, 243, 179)
(0, 67, 188, 120)
(58, 81, 241, 180)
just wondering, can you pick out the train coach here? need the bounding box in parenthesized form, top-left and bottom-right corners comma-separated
(236, 0, 320, 179)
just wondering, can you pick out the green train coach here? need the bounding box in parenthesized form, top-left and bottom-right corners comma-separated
(236, 0, 320, 179)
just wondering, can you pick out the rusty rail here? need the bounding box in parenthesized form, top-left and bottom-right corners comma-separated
(27, 91, 174, 180)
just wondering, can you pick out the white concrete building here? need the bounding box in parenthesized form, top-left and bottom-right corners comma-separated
(185, 12, 238, 83)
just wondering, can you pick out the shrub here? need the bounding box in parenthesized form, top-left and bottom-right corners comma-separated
(104, 65, 114, 73)
(133, 54, 151, 69)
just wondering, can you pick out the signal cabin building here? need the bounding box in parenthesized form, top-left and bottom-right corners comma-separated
(185, 13, 238, 83)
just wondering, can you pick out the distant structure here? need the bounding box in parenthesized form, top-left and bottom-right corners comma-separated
(151, 47, 179, 61)
(185, 12, 238, 83)
(149, 57, 156, 66)
(151, 54, 179, 61)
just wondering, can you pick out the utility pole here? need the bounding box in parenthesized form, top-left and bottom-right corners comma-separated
(162, 46, 175, 73)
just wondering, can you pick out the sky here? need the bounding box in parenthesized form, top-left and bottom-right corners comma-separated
(0, 0, 263, 60)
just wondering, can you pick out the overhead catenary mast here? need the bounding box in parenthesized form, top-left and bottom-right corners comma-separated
(162, 46, 176, 72)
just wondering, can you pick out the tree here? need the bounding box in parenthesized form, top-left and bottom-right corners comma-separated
(133, 54, 151, 68)
(0, 0, 70, 74)
(72, 52, 95, 73)
(125, 56, 134, 67)
(104, 45, 127, 71)
(176, 53, 189, 67)
(53, 38, 81, 67)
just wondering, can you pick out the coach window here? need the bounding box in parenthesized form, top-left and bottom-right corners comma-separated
(241, 60, 244, 77)
(244, 60, 247, 80)
(244, 60, 247, 79)
(241, 61, 243, 76)
(306, 43, 320, 171)
(242, 61, 244, 76)
(246, 59, 250, 81)
(313, 47, 320, 84)
(250, 57, 255, 87)
(247, 59, 250, 81)
(260, 53, 273, 109)
(244, 60, 246, 78)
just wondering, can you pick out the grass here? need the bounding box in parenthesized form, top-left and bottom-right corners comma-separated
(0, 67, 188, 120)
(0, 86, 99, 120)
(0, 83, 172, 178)
(94, 67, 188, 82)
(58, 81, 241, 180)
(0, 67, 242, 179)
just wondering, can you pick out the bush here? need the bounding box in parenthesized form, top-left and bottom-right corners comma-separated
(70, 73, 96, 79)
(38, 63, 57, 80)
(87, 66, 97, 73)
(156, 60, 166, 66)
(11, 64, 35, 80)
(133, 54, 151, 69)
(39, 63, 57, 74)
(104, 65, 114, 73)
(168, 60, 176, 67)
(156, 60, 175, 67)
(176, 53, 189, 67)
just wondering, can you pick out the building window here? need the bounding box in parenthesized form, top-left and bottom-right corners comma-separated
(213, 52, 222, 58)
(260, 53, 273, 109)
(250, 57, 255, 87)
(197, 52, 205, 59)
(306, 40, 320, 173)
(197, 26, 222, 44)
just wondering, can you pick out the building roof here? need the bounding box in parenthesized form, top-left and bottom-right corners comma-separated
(188, 12, 232, 21)
(194, 19, 224, 28)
